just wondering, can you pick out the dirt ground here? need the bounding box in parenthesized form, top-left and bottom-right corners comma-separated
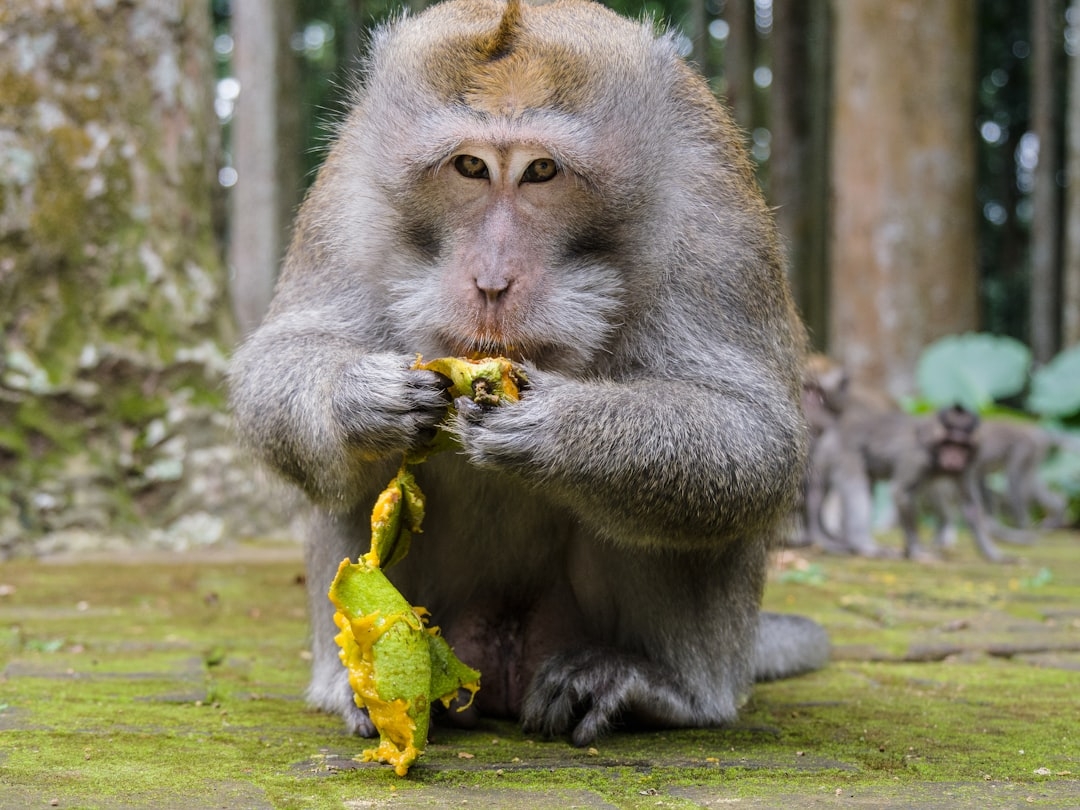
(1, 530, 1078, 809)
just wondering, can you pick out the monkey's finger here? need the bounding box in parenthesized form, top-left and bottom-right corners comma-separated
(400, 370, 456, 446)
(521, 650, 619, 743)
(454, 394, 486, 424)
(404, 368, 454, 413)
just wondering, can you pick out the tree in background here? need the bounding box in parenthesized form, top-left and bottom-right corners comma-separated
(1029, 0, 1066, 363)
(828, 0, 979, 398)
(1068, 0, 1080, 346)
(0, 0, 287, 556)
(228, 1, 303, 337)
(770, 0, 830, 348)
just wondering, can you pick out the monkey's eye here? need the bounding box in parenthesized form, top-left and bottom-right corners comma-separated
(521, 158, 558, 183)
(454, 155, 489, 179)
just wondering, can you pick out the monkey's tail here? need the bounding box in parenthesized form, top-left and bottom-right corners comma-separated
(752, 612, 831, 681)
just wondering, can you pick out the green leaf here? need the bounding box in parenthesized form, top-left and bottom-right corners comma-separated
(1027, 344, 1080, 418)
(915, 333, 1031, 412)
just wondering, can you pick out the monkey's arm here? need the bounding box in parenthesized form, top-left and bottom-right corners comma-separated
(453, 368, 806, 551)
(228, 314, 448, 507)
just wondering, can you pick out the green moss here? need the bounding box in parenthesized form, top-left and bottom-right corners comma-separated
(0, 65, 40, 108)
(2, 535, 1079, 806)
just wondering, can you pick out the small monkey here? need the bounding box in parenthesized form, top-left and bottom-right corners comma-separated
(807, 403, 1009, 561)
(924, 419, 1073, 550)
(974, 420, 1069, 530)
(229, 0, 828, 746)
(795, 355, 895, 550)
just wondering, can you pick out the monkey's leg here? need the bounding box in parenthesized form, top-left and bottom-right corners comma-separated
(959, 472, 1013, 563)
(805, 465, 850, 553)
(924, 480, 959, 551)
(894, 479, 934, 561)
(836, 464, 886, 557)
(1031, 478, 1068, 529)
(304, 508, 378, 736)
(806, 434, 870, 554)
(1004, 452, 1038, 529)
(522, 538, 805, 746)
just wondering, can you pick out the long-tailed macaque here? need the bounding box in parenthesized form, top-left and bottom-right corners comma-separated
(228, 0, 828, 747)
(797, 355, 896, 552)
(974, 421, 1069, 529)
(807, 403, 1011, 562)
(923, 420, 1072, 549)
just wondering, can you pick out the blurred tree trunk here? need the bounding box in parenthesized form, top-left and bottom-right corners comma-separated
(342, 0, 368, 79)
(829, 0, 978, 398)
(1030, 0, 1065, 361)
(230, 1, 302, 337)
(770, 0, 830, 348)
(0, 0, 289, 556)
(722, 0, 757, 134)
(686, 0, 712, 78)
(1066, 0, 1080, 346)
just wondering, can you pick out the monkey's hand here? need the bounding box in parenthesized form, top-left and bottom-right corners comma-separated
(334, 355, 452, 457)
(444, 364, 550, 467)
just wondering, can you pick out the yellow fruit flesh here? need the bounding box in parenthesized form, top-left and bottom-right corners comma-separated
(328, 357, 519, 776)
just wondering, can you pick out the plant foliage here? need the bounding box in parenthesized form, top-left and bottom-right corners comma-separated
(1027, 343, 1080, 419)
(915, 332, 1031, 412)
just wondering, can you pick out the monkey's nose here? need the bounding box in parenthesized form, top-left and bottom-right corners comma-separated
(475, 276, 510, 304)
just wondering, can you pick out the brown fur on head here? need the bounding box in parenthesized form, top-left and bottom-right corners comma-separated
(474, 0, 523, 59)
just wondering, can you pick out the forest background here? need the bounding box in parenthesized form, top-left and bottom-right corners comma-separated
(1, 0, 1079, 555)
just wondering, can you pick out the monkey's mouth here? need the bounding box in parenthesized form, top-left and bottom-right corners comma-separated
(441, 332, 563, 369)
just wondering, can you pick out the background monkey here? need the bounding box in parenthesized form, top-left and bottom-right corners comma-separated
(229, 0, 828, 747)
(806, 403, 1010, 562)
(973, 420, 1070, 530)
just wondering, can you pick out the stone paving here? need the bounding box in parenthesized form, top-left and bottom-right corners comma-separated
(1, 534, 1078, 808)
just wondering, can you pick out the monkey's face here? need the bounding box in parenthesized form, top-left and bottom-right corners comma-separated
(314, 0, 718, 374)
(933, 440, 973, 473)
(930, 406, 980, 473)
(385, 138, 628, 374)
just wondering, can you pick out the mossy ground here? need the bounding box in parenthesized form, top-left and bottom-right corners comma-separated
(1, 533, 1077, 809)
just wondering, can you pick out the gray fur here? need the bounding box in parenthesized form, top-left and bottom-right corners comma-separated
(229, 0, 828, 746)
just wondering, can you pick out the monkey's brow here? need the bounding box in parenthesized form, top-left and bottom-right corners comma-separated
(408, 109, 590, 163)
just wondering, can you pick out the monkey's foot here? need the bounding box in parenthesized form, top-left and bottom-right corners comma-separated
(306, 668, 378, 737)
(903, 545, 944, 565)
(521, 649, 692, 747)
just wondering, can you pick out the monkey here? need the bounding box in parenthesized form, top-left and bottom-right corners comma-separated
(972, 420, 1070, 530)
(781, 355, 844, 548)
(800, 354, 851, 439)
(918, 419, 1073, 551)
(801, 354, 898, 438)
(783, 354, 852, 548)
(795, 355, 898, 552)
(805, 402, 1012, 562)
(228, 0, 829, 748)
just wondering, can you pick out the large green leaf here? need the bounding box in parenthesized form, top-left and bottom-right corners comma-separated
(1027, 343, 1080, 418)
(915, 333, 1031, 411)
